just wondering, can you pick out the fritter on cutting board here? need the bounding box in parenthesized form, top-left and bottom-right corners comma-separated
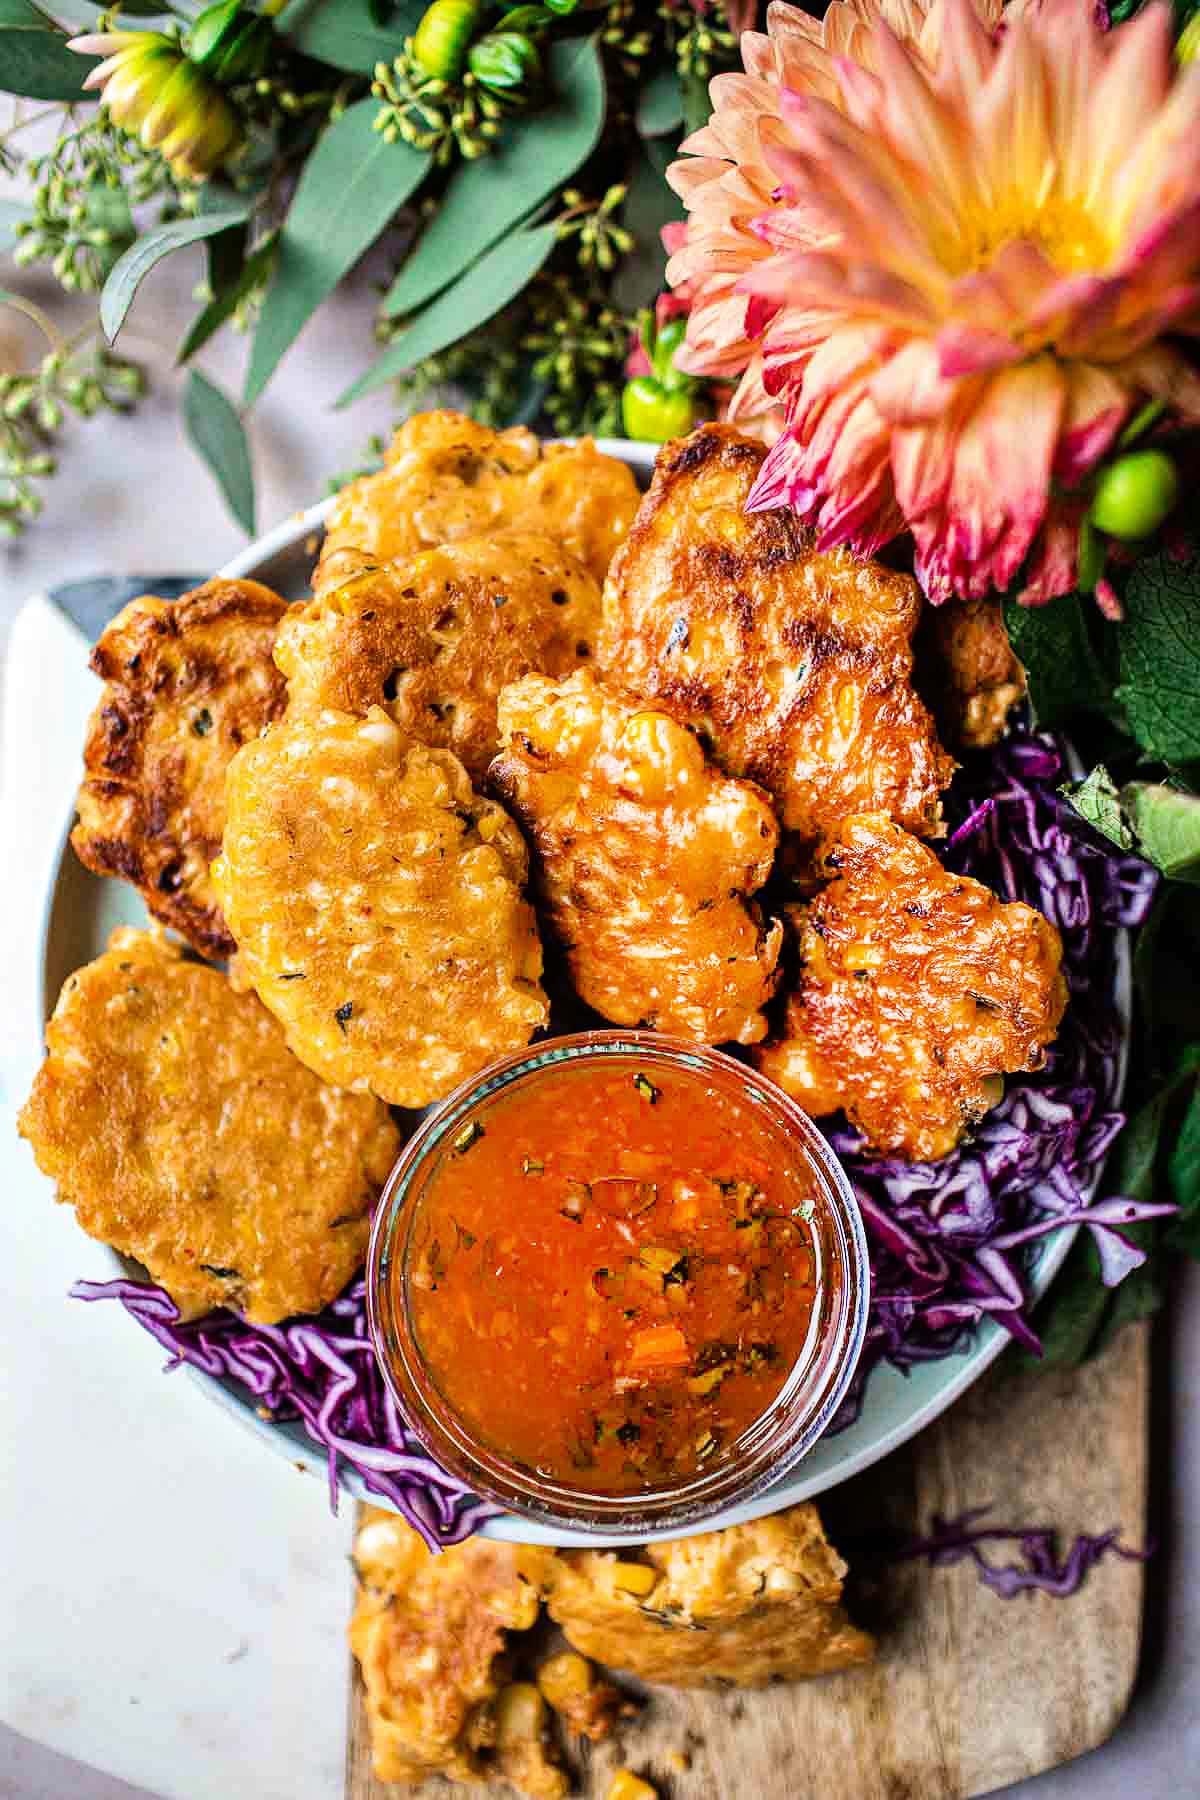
(545, 1506, 875, 1687)
(315, 410, 640, 593)
(212, 707, 548, 1107)
(491, 669, 783, 1045)
(350, 1508, 564, 1794)
(756, 815, 1068, 1162)
(596, 424, 954, 851)
(18, 929, 399, 1323)
(276, 531, 601, 781)
(71, 578, 288, 956)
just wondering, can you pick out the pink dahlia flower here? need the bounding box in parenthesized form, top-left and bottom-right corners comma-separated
(668, 0, 1200, 603)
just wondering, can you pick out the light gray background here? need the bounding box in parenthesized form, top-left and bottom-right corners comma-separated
(1, 244, 1195, 1800)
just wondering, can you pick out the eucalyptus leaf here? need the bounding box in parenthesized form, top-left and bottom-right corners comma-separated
(340, 222, 557, 406)
(183, 368, 255, 534)
(179, 231, 278, 363)
(100, 194, 251, 343)
(274, 0, 423, 73)
(245, 102, 430, 406)
(636, 65, 683, 138)
(0, 0, 96, 98)
(611, 136, 683, 314)
(384, 35, 604, 319)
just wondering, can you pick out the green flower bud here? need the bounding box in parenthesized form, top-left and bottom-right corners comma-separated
(468, 30, 541, 92)
(1089, 449, 1179, 542)
(74, 30, 242, 180)
(622, 376, 703, 444)
(187, 0, 242, 71)
(412, 0, 484, 81)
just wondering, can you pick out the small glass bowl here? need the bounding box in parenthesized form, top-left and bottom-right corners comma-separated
(367, 1031, 870, 1538)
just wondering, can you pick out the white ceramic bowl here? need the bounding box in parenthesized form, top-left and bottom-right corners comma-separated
(33, 438, 1127, 1545)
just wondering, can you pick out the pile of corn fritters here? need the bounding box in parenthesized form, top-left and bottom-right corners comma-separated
(21, 410, 1064, 1324)
(17, 412, 1067, 1794)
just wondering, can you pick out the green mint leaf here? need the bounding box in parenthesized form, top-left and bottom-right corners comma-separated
(1126, 782, 1200, 884)
(1115, 548, 1200, 763)
(245, 103, 431, 406)
(183, 369, 256, 535)
(384, 36, 605, 319)
(1063, 766, 1200, 884)
(1003, 590, 1115, 727)
(1061, 764, 1135, 854)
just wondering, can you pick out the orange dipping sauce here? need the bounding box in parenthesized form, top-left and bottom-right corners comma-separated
(401, 1061, 831, 1496)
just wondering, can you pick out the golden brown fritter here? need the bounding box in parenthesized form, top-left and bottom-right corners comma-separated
(315, 410, 641, 593)
(275, 532, 601, 782)
(350, 1508, 557, 1791)
(212, 707, 548, 1107)
(18, 929, 399, 1323)
(596, 424, 955, 850)
(491, 670, 783, 1045)
(756, 815, 1068, 1162)
(916, 596, 1027, 751)
(535, 1652, 625, 1744)
(545, 1506, 875, 1687)
(71, 579, 289, 956)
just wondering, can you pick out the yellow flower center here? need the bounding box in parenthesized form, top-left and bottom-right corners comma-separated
(939, 190, 1113, 279)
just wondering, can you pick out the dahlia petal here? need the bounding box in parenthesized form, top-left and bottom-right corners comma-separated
(1053, 363, 1129, 486)
(936, 324, 1024, 378)
(745, 429, 815, 513)
(871, 338, 958, 424)
(1116, 345, 1200, 420)
(938, 358, 1065, 598)
(1014, 501, 1086, 607)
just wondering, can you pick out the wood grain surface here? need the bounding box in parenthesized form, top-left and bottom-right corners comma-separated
(346, 1324, 1148, 1800)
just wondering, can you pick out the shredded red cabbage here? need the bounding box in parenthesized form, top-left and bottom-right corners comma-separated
(885, 1506, 1152, 1598)
(71, 729, 1162, 1546)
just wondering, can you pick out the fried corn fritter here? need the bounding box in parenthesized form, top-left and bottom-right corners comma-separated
(71, 578, 288, 956)
(350, 1508, 562, 1793)
(756, 815, 1068, 1161)
(491, 670, 783, 1045)
(315, 410, 640, 593)
(212, 707, 548, 1107)
(916, 596, 1027, 751)
(275, 531, 602, 781)
(545, 1506, 875, 1687)
(596, 424, 955, 850)
(18, 929, 399, 1323)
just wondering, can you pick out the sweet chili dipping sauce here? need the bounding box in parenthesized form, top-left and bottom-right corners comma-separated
(398, 1057, 837, 1497)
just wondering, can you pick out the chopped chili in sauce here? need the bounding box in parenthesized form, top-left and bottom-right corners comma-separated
(403, 1064, 829, 1495)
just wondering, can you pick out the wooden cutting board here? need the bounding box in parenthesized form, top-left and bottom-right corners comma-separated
(345, 1323, 1148, 1800)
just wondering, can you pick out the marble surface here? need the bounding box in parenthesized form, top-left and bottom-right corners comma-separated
(1, 248, 1196, 1800)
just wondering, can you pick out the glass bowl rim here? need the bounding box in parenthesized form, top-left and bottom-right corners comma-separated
(367, 1030, 871, 1537)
